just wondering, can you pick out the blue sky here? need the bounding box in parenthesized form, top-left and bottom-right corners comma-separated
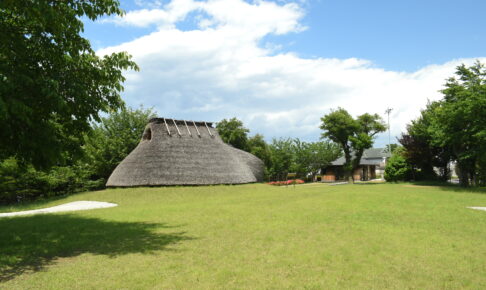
(266, 0, 486, 71)
(83, 0, 486, 146)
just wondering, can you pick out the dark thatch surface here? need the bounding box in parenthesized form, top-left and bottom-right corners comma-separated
(106, 118, 264, 186)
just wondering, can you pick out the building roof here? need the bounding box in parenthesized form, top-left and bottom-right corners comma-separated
(330, 148, 391, 166)
(106, 118, 263, 187)
(362, 148, 391, 159)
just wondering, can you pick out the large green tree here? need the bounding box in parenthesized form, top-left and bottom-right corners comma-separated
(320, 108, 386, 183)
(0, 0, 138, 169)
(266, 138, 340, 181)
(429, 62, 486, 186)
(267, 138, 294, 181)
(399, 102, 451, 181)
(216, 117, 249, 150)
(291, 139, 341, 180)
(82, 106, 156, 181)
(247, 134, 271, 167)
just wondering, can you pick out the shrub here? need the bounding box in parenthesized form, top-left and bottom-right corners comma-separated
(384, 148, 413, 182)
(0, 158, 102, 205)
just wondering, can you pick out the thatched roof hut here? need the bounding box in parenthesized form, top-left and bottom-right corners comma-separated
(106, 118, 264, 187)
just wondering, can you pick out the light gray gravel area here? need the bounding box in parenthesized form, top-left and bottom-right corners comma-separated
(329, 182, 349, 186)
(468, 207, 486, 212)
(0, 201, 118, 218)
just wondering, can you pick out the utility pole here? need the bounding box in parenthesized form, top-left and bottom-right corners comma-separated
(385, 108, 393, 153)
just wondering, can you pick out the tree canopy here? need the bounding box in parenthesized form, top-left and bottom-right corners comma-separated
(216, 117, 250, 150)
(82, 106, 156, 181)
(429, 62, 486, 186)
(395, 61, 485, 186)
(265, 138, 341, 181)
(0, 0, 138, 168)
(291, 139, 341, 179)
(399, 102, 451, 181)
(267, 138, 294, 181)
(247, 134, 271, 167)
(0, 106, 155, 204)
(320, 108, 386, 182)
(384, 146, 412, 182)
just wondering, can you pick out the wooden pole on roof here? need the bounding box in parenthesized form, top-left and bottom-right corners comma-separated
(204, 122, 213, 137)
(192, 120, 201, 137)
(172, 119, 182, 136)
(163, 118, 171, 136)
(184, 120, 192, 136)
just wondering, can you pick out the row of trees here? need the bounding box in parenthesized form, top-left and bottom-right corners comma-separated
(386, 62, 485, 186)
(0, 112, 342, 204)
(217, 109, 388, 184)
(216, 118, 342, 181)
(3, 109, 387, 204)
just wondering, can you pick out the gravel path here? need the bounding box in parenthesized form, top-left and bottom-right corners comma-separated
(0, 201, 118, 218)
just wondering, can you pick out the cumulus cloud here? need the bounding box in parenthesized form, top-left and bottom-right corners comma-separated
(98, 0, 484, 146)
(102, 0, 199, 28)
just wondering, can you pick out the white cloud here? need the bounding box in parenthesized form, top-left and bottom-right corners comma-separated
(105, 0, 305, 33)
(98, 0, 485, 146)
(103, 0, 200, 28)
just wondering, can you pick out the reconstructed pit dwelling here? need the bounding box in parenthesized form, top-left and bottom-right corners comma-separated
(106, 118, 264, 186)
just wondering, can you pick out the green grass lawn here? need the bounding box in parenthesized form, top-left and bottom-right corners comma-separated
(1, 183, 485, 289)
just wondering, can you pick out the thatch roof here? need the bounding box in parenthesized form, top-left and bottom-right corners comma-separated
(106, 118, 264, 187)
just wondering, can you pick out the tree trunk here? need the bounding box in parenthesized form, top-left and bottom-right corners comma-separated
(350, 150, 364, 184)
(471, 170, 477, 187)
(348, 174, 354, 184)
(457, 162, 469, 187)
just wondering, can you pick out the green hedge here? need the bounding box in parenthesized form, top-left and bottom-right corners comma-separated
(0, 158, 104, 204)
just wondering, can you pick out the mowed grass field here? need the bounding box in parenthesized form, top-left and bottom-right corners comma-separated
(1, 183, 485, 289)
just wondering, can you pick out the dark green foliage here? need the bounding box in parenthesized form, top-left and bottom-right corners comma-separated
(399, 102, 451, 181)
(384, 147, 412, 182)
(478, 154, 486, 186)
(400, 61, 485, 186)
(266, 138, 341, 181)
(247, 134, 272, 180)
(82, 106, 156, 181)
(216, 118, 272, 168)
(430, 62, 486, 186)
(0, 0, 138, 169)
(216, 117, 250, 150)
(320, 108, 386, 182)
(290, 139, 341, 180)
(0, 158, 102, 204)
(0, 106, 155, 204)
(267, 138, 294, 181)
(215, 118, 342, 181)
(384, 144, 398, 154)
(247, 134, 271, 167)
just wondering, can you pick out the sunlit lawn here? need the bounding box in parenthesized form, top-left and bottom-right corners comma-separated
(1, 183, 485, 289)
